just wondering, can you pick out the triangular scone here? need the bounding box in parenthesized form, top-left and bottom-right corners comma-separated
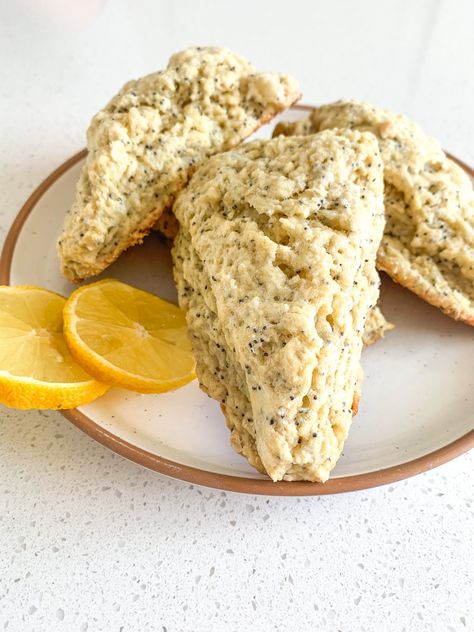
(172, 131, 385, 482)
(58, 46, 300, 282)
(274, 100, 474, 325)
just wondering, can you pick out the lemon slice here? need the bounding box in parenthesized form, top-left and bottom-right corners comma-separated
(0, 286, 108, 409)
(63, 279, 196, 393)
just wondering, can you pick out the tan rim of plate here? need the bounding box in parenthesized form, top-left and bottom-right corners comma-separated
(1, 105, 473, 496)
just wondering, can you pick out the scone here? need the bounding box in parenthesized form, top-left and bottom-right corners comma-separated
(274, 100, 474, 325)
(58, 46, 301, 282)
(172, 130, 385, 482)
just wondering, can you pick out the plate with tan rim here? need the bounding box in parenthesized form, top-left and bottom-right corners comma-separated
(1, 104, 473, 496)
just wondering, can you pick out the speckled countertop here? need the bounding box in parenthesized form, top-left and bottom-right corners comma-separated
(0, 1, 473, 630)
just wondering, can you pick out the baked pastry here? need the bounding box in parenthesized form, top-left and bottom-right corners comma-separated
(58, 46, 301, 282)
(274, 100, 474, 325)
(172, 130, 385, 481)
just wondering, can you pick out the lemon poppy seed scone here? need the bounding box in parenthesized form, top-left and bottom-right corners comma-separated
(274, 100, 474, 325)
(172, 131, 385, 482)
(58, 46, 301, 282)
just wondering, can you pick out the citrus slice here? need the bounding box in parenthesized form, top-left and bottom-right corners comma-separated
(0, 286, 108, 409)
(63, 279, 196, 393)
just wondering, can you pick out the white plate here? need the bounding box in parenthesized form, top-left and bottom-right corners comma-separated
(1, 105, 473, 495)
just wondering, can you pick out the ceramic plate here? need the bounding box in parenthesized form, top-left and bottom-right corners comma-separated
(1, 105, 473, 495)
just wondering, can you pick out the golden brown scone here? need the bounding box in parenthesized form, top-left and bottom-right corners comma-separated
(274, 100, 474, 325)
(58, 46, 301, 282)
(172, 130, 385, 482)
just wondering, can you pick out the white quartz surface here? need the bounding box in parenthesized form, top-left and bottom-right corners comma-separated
(0, 1, 473, 630)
